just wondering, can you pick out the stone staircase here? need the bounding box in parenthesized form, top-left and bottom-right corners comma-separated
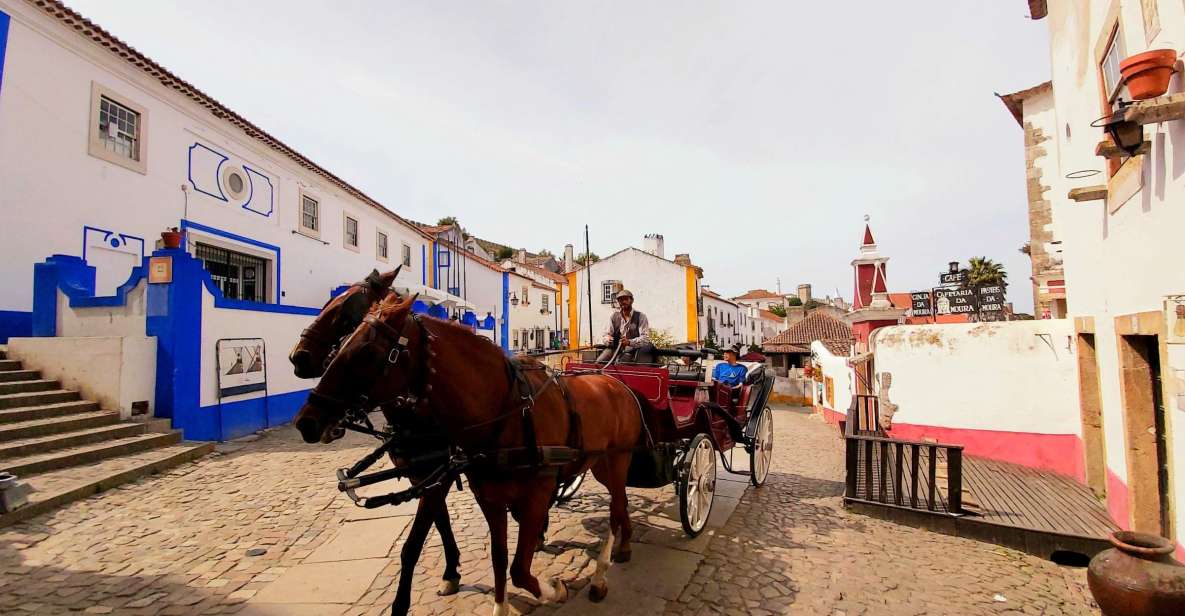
(0, 345, 213, 528)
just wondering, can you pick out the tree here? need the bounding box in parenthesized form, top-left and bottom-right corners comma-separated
(574, 252, 600, 265)
(966, 256, 1008, 288)
(649, 328, 676, 349)
(494, 246, 515, 260)
(769, 305, 787, 317)
(537, 249, 554, 257)
(701, 332, 721, 353)
(786, 296, 803, 307)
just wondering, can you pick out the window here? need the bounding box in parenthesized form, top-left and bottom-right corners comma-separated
(300, 194, 320, 236)
(542, 294, 550, 313)
(1100, 28, 1126, 104)
(401, 243, 412, 267)
(88, 83, 148, 174)
(344, 214, 359, 251)
(511, 329, 519, 350)
(601, 280, 621, 304)
(522, 286, 530, 306)
(195, 243, 269, 303)
(376, 231, 389, 261)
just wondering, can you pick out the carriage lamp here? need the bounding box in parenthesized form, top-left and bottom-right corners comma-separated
(510, 293, 519, 306)
(1103, 114, 1145, 156)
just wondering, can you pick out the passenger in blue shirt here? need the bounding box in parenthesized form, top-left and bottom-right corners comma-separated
(712, 347, 748, 387)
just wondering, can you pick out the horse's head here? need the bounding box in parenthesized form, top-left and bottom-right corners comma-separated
(294, 292, 424, 444)
(289, 266, 400, 379)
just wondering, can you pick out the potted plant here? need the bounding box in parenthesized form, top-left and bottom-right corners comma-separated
(1120, 48, 1178, 100)
(161, 227, 182, 249)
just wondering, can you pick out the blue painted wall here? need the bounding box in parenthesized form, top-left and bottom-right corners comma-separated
(0, 311, 30, 343)
(501, 271, 510, 352)
(0, 9, 10, 98)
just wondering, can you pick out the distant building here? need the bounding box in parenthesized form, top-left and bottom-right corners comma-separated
(700, 287, 740, 348)
(731, 289, 785, 312)
(764, 312, 853, 376)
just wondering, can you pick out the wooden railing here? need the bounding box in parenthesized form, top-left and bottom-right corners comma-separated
(846, 394, 883, 436)
(845, 434, 964, 514)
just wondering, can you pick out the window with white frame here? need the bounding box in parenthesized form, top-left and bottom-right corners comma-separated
(1100, 27, 1126, 104)
(376, 231, 389, 261)
(522, 286, 530, 306)
(88, 83, 147, 174)
(344, 215, 359, 251)
(300, 194, 320, 235)
(601, 280, 621, 304)
(542, 294, 550, 313)
(401, 243, 412, 267)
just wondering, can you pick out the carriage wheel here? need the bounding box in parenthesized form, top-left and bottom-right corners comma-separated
(678, 434, 716, 537)
(749, 407, 774, 487)
(556, 471, 586, 503)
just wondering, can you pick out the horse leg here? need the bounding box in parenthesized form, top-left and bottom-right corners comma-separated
(509, 481, 566, 604)
(478, 499, 510, 616)
(434, 496, 462, 596)
(608, 453, 633, 563)
(587, 460, 621, 602)
(391, 486, 445, 616)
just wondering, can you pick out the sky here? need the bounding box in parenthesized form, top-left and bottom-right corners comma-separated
(68, 0, 1051, 312)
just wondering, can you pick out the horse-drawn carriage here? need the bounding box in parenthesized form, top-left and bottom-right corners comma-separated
(564, 348, 776, 536)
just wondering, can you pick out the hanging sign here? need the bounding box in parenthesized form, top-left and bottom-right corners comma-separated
(934, 288, 976, 314)
(977, 285, 1006, 313)
(910, 291, 933, 316)
(940, 270, 968, 286)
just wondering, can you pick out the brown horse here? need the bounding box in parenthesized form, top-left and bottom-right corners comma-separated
(295, 293, 642, 612)
(288, 267, 464, 615)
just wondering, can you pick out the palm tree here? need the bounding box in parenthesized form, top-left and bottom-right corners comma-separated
(965, 256, 1007, 288)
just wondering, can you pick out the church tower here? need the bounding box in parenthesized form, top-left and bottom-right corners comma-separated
(851, 219, 889, 310)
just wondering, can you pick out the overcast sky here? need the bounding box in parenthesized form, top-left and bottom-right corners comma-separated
(68, 0, 1051, 311)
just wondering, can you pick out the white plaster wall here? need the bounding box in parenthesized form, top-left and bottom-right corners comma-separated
(7, 335, 155, 418)
(812, 340, 852, 414)
(702, 295, 739, 347)
(569, 249, 693, 346)
(507, 271, 559, 351)
(462, 261, 505, 345)
(1041, 0, 1185, 538)
(198, 287, 314, 407)
(870, 321, 1081, 435)
(56, 280, 147, 338)
(0, 1, 429, 314)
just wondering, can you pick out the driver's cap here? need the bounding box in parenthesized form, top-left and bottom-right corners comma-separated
(616, 289, 634, 300)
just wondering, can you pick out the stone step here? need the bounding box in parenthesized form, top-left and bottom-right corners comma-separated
(0, 389, 81, 412)
(0, 359, 21, 371)
(0, 422, 146, 459)
(0, 442, 215, 529)
(0, 407, 113, 441)
(0, 397, 94, 424)
(0, 369, 41, 383)
(0, 379, 60, 396)
(0, 431, 182, 477)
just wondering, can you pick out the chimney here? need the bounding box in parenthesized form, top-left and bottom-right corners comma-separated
(797, 284, 811, 303)
(563, 244, 574, 271)
(673, 253, 691, 266)
(642, 234, 665, 259)
(515, 249, 527, 264)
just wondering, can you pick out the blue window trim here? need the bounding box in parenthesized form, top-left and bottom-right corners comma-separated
(181, 219, 282, 303)
(187, 143, 229, 202)
(421, 244, 427, 286)
(500, 271, 510, 352)
(0, 10, 10, 98)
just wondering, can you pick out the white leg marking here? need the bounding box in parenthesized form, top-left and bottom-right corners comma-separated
(491, 600, 508, 616)
(592, 529, 615, 587)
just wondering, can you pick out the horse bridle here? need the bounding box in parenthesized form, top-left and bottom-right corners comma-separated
(299, 277, 392, 368)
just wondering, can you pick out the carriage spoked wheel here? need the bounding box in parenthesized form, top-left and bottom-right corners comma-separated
(678, 433, 716, 537)
(749, 407, 774, 487)
(556, 470, 586, 503)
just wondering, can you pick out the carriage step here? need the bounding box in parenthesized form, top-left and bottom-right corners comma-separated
(0, 370, 40, 384)
(0, 379, 61, 396)
(0, 422, 146, 459)
(0, 389, 80, 411)
(0, 431, 182, 477)
(0, 442, 214, 529)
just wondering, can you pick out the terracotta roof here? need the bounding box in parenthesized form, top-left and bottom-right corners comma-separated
(997, 81, 1053, 126)
(758, 309, 781, 321)
(416, 223, 454, 235)
(732, 289, 782, 301)
(887, 293, 912, 310)
(28, 0, 441, 242)
(764, 312, 852, 356)
(508, 261, 567, 284)
(701, 289, 736, 305)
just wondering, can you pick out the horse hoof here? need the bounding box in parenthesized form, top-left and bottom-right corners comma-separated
(552, 578, 569, 603)
(437, 578, 460, 596)
(612, 550, 631, 563)
(588, 582, 609, 603)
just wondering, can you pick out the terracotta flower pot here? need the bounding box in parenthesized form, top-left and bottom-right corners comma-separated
(1120, 49, 1178, 100)
(1087, 531, 1185, 615)
(161, 230, 182, 249)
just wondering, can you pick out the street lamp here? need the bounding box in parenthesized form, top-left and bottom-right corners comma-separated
(1103, 113, 1145, 156)
(510, 293, 519, 306)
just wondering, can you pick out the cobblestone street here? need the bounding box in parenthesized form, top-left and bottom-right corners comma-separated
(0, 407, 1098, 615)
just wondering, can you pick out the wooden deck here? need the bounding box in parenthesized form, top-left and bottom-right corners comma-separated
(847, 454, 1118, 559)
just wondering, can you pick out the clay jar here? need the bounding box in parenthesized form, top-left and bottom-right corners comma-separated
(1087, 531, 1185, 615)
(1119, 49, 1177, 100)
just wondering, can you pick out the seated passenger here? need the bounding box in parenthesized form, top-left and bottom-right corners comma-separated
(712, 346, 748, 388)
(596, 289, 654, 363)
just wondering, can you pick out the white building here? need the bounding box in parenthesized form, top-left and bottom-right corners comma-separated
(700, 288, 740, 348)
(0, 0, 517, 440)
(504, 261, 568, 352)
(566, 235, 701, 348)
(1012, 0, 1185, 554)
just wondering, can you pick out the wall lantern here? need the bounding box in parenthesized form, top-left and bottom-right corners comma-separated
(1103, 113, 1144, 156)
(510, 293, 519, 306)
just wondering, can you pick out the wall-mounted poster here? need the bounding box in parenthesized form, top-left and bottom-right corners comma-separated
(825, 376, 835, 409)
(216, 338, 267, 398)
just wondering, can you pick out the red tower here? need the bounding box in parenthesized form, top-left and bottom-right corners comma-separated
(847, 218, 904, 359)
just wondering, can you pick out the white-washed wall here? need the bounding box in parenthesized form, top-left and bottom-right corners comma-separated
(569, 248, 694, 346)
(812, 340, 852, 415)
(56, 280, 147, 338)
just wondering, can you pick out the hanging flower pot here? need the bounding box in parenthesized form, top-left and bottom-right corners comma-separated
(1120, 49, 1178, 100)
(161, 228, 182, 249)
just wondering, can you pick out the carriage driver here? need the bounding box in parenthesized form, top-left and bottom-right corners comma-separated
(596, 289, 654, 363)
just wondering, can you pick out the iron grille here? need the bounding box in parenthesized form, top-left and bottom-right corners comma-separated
(195, 243, 269, 303)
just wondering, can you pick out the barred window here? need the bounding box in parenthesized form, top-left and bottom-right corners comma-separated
(98, 96, 140, 161)
(542, 294, 550, 313)
(344, 216, 359, 249)
(195, 243, 269, 303)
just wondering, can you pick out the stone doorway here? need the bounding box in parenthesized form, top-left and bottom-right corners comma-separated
(1117, 333, 1173, 538)
(1076, 333, 1106, 498)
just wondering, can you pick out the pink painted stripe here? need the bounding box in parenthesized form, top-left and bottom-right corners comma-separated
(886, 423, 1085, 481)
